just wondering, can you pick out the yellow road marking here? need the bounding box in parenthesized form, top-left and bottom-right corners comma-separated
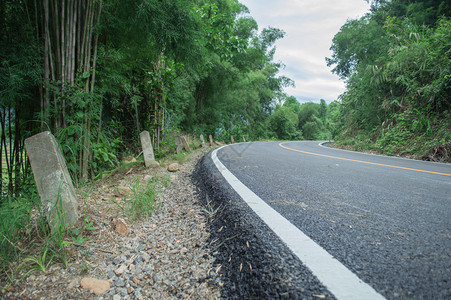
(279, 142, 451, 177)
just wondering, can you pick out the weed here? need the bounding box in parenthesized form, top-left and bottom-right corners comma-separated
(111, 176, 158, 221)
(202, 194, 223, 222)
(21, 246, 53, 275)
(161, 175, 171, 188)
(4, 265, 21, 289)
(172, 153, 188, 164)
(0, 195, 35, 271)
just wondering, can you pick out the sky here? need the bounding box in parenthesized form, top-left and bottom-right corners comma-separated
(239, 0, 371, 103)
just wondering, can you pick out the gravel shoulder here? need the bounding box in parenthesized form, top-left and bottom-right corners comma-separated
(1, 148, 222, 299)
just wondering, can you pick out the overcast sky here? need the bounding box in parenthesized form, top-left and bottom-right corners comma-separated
(239, 0, 371, 103)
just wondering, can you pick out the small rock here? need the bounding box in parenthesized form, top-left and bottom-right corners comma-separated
(67, 278, 79, 290)
(80, 277, 110, 295)
(115, 264, 128, 276)
(127, 286, 135, 294)
(167, 163, 181, 172)
(150, 161, 160, 168)
(132, 277, 140, 285)
(115, 279, 125, 287)
(113, 218, 129, 236)
(113, 294, 121, 300)
(123, 157, 137, 164)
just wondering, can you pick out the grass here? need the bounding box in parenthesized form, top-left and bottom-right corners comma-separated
(21, 247, 53, 275)
(111, 176, 159, 221)
(335, 114, 451, 163)
(201, 194, 223, 222)
(0, 185, 100, 290)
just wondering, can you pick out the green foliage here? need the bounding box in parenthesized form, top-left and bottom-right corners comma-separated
(0, 195, 36, 270)
(21, 247, 53, 275)
(112, 176, 158, 221)
(268, 105, 301, 140)
(298, 102, 326, 140)
(328, 0, 450, 160)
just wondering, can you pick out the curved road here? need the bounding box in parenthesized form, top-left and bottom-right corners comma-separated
(200, 141, 451, 299)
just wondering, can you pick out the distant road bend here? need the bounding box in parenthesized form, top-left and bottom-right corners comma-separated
(208, 141, 451, 299)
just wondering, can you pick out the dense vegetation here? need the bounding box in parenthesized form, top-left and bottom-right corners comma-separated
(327, 0, 450, 161)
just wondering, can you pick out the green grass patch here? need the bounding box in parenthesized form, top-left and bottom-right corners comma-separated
(335, 111, 451, 162)
(111, 176, 159, 221)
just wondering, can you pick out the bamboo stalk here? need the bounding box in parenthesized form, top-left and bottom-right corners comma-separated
(43, 0, 50, 128)
(76, 0, 82, 68)
(0, 109, 3, 193)
(33, 0, 39, 43)
(90, 1, 102, 93)
(71, 0, 77, 86)
(8, 108, 13, 191)
(14, 102, 21, 191)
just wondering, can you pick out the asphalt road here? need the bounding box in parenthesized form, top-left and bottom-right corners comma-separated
(195, 141, 451, 299)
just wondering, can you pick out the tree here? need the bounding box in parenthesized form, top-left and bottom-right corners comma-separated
(328, 0, 450, 160)
(268, 105, 301, 140)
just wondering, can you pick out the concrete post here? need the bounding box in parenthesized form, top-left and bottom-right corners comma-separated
(175, 136, 183, 154)
(230, 136, 235, 144)
(242, 136, 246, 142)
(200, 134, 206, 147)
(25, 131, 78, 229)
(140, 131, 157, 168)
(181, 136, 191, 152)
(209, 135, 214, 146)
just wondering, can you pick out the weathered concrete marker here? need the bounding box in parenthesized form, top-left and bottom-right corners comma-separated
(230, 136, 235, 144)
(242, 136, 246, 142)
(25, 131, 78, 229)
(209, 135, 214, 146)
(140, 131, 158, 168)
(175, 136, 183, 154)
(200, 134, 206, 147)
(181, 136, 191, 152)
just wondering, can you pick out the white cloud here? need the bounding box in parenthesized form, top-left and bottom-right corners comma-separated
(240, 0, 370, 103)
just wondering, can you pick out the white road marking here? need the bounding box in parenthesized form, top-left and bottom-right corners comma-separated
(212, 146, 386, 300)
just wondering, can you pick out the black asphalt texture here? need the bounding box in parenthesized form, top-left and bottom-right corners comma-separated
(193, 147, 334, 299)
(194, 141, 451, 299)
